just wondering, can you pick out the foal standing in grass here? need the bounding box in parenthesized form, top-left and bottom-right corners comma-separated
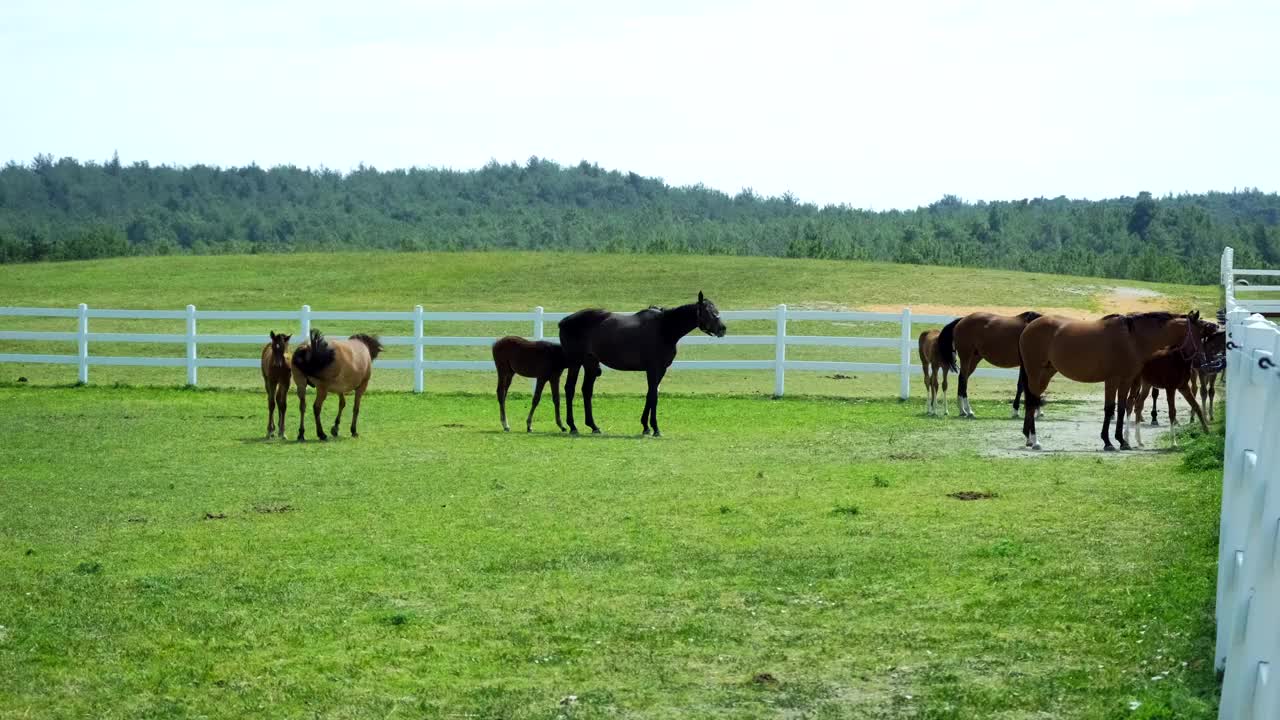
(917, 328, 952, 416)
(291, 329, 383, 441)
(491, 336, 567, 432)
(260, 331, 292, 438)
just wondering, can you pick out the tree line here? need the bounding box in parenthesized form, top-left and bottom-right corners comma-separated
(2, 153, 1278, 284)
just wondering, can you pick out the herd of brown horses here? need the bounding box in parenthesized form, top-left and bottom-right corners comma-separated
(919, 309, 1226, 451)
(259, 298, 1223, 452)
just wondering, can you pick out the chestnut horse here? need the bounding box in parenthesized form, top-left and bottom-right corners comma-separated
(291, 329, 383, 441)
(936, 311, 1042, 418)
(917, 328, 950, 416)
(559, 292, 726, 436)
(260, 331, 292, 439)
(492, 336, 567, 433)
(1018, 311, 1213, 451)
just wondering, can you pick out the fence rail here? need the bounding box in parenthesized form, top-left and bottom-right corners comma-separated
(0, 303, 1021, 396)
(1216, 247, 1280, 719)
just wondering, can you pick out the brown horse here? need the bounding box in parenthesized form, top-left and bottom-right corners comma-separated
(1124, 349, 1210, 449)
(291, 329, 383, 441)
(1142, 325, 1226, 428)
(917, 329, 950, 416)
(260, 331, 292, 439)
(936, 311, 1042, 418)
(1195, 326, 1228, 423)
(1018, 311, 1213, 451)
(492, 336, 567, 433)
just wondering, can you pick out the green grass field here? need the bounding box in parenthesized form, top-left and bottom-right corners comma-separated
(0, 253, 1225, 718)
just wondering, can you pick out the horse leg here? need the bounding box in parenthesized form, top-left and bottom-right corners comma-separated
(276, 381, 289, 439)
(1148, 386, 1159, 425)
(312, 386, 329, 441)
(551, 371, 565, 432)
(564, 364, 581, 434)
(1207, 375, 1217, 422)
(1178, 383, 1209, 432)
(350, 380, 368, 437)
(1011, 366, 1023, 419)
(330, 393, 346, 437)
(265, 377, 276, 438)
(936, 363, 947, 415)
(1167, 386, 1178, 427)
(1101, 381, 1117, 451)
(295, 378, 308, 442)
(920, 361, 933, 415)
(647, 367, 667, 437)
(497, 369, 513, 432)
(1022, 390, 1041, 450)
(582, 362, 601, 434)
(959, 353, 979, 418)
(526, 378, 545, 432)
(1115, 380, 1131, 451)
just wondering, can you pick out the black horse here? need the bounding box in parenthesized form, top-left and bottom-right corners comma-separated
(558, 292, 727, 436)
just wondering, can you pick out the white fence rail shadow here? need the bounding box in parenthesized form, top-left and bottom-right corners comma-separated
(0, 304, 1020, 397)
(1217, 246, 1280, 718)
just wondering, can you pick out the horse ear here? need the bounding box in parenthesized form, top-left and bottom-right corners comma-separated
(1189, 310, 1200, 322)
(270, 331, 277, 341)
(283, 334, 291, 342)
(698, 291, 705, 304)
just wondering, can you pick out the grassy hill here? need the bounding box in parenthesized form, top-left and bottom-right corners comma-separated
(0, 252, 1220, 396)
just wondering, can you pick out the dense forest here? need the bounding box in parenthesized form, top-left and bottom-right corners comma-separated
(2, 154, 1278, 284)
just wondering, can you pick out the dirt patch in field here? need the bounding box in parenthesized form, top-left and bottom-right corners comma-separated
(850, 286, 1172, 321)
(981, 397, 1184, 458)
(253, 504, 294, 514)
(203, 512, 228, 520)
(948, 491, 997, 501)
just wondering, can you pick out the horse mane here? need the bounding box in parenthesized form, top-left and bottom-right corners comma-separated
(1016, 311, 1042, 323)
(349, 333, 383, 359)
(293, 329, 336, 376)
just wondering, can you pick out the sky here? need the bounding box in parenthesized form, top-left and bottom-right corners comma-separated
(1, 0, 1277, 209)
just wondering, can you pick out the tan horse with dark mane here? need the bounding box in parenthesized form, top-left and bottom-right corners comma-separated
(936, 311, 1042, 418)
(260, 331, 292, 438)
(1125, 324, 1225, 447)
(1018, 311, 1215, 451)
(291, 329, 383, 441)
(917, 329, 950, 416)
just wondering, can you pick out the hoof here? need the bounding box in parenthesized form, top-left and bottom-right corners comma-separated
(297, 436, 306, 443)
(558, 426, 567, 433)
(652, 430, 662, 438)
(525, 426, 532, 433)
(1010, 409, 1020, 419)
(350, 431, 359, 438)
(570, 428, 580, 435)
(591, 428, 602, 435)
(643, 428, 651, 435)
(1103, 444, 1116, 452)
(330, 428, 340, 438)
(1119, 441, 1132, 451)
(503, 426, 510, 433)
(1030, 442, 1042, 451)
(1150, 419, 1159, 427)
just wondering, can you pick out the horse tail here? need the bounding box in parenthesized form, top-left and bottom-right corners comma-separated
(937, 318, 960, 373)
(350, 333, 383, 360)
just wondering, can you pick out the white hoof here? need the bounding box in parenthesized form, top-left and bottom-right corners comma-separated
(1010, 408, 1021, 419)
(1031, 442, 1042, 451)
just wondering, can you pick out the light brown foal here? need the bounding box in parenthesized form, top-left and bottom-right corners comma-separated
(291, 329, 383, 441)
(917, 329, 950, 416)
(1018, 311, 1213, 451)
(260, 331, 292, 439)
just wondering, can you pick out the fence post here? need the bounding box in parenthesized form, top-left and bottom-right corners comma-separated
(185, 304, 198, 386)
(300, 304, 311, 341)
(774, 304, 787, 397)
(76, 303, 89, 384)
(413, 304, 425, 394)
(899, 307, 912, 400)
(532, 306, 545, 394)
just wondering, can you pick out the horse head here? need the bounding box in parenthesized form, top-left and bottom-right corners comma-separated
(696, 291, 727, 338)
(268, 331, 292, 369)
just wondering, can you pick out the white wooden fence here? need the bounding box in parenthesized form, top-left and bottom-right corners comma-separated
(1216, 246, 1280, 719)
(0, 304, 1019, 397)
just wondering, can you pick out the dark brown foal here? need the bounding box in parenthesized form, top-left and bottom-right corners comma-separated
(492, 336, 568, 432)
(1125, 349, 1209, 448)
